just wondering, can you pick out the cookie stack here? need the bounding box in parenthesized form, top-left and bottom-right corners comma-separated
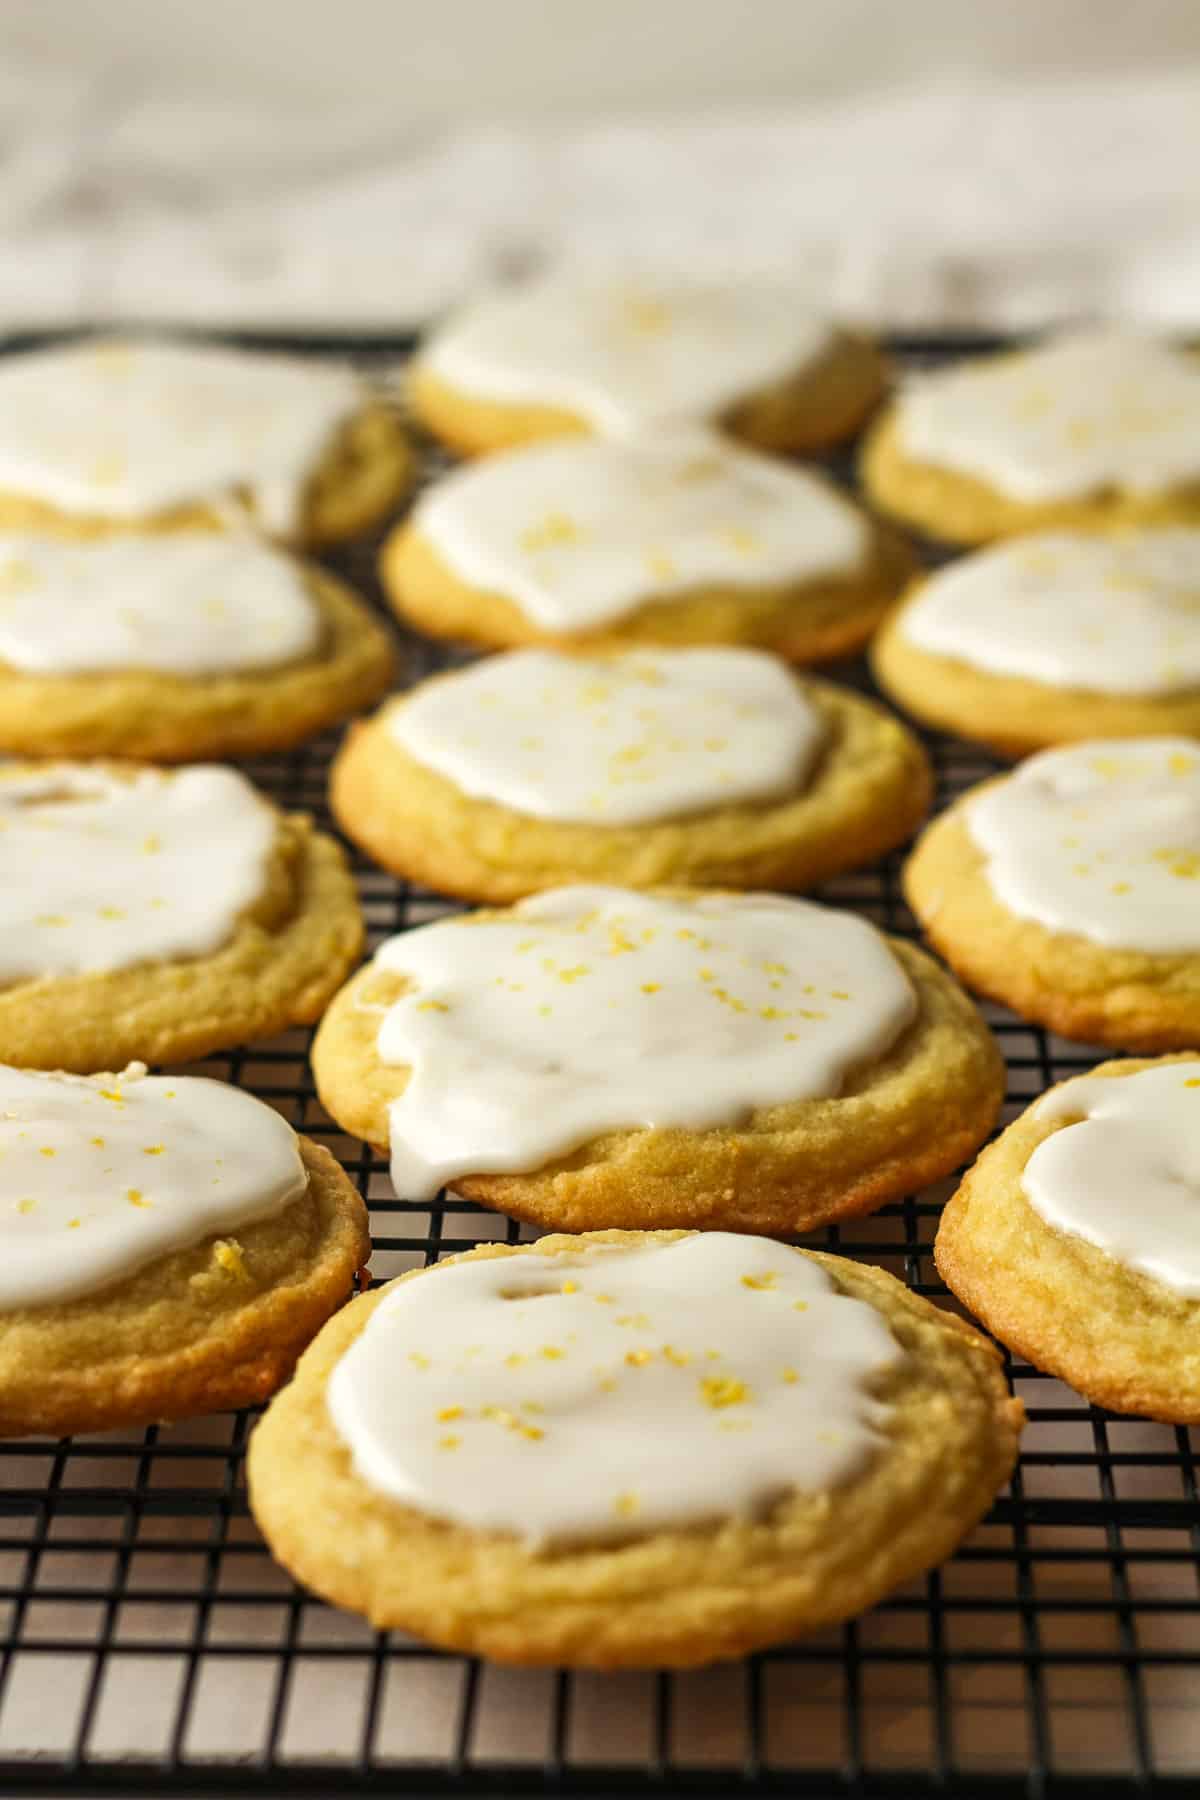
(12, 294, 1200, 1675)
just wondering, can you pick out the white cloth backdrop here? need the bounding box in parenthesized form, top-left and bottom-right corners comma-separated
(0, 63, 1198, 332)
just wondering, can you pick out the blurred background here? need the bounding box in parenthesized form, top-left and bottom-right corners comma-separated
(2, 0, 1198, 333)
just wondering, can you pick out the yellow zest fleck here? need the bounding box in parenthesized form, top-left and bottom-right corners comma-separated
(784, 1032, 798, 1042)
(142, 834, 161, 853)
(1111, 882, 1131, 895)
(520, 511, 581, 552)
(645, 550, 676, 580)
(740, 1272, 777, 1291)
(558, 965, 589, 984)
(67, 1217, 82, 1230)
(98, 906, 126, 921)
(99, 1088, 125, 1106)
(640, 982, 661, 995)
(35, 914, 69, 928)
(616, 1312, 650, 1328)
(213, 1239, 249, 1278)
(613, 1491, 640, 1519)
(561, 1279, 579, 1295)
(593, 1292, 614, 1305)
(437, 1405, 464, 1423)
(781, 1367, 799, 1385)
(438, 1434, 461, 1451)
(143, 1144, 165, 1156)
(700, 1376, 750, 1409)
(416, 999, 449, 1013)
(794, 1300, 808, 1313)
(1185, 1078, 1200, 1088)
(625, 1349, 653, 1367)
(597, 1377, 617, 1393)
(718, 526, 759, 554)
(662, 1344, 690, 1366)
(15, 1199, 35, 1216)
(409, 1352, 431, 1370)
(505, 1352, 526, 1367)
(540, 1346, 564, 1360)
(1169, 752, 1196, 776)
(38, 1146, 55, 1158)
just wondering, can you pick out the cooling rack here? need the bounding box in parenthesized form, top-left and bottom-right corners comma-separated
(0, 334, 1197, 1799)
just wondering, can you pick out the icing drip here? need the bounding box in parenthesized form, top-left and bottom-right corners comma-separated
(0, 531, 321, 676)
(898, 330, 1200, 502)
(326, 1232, 900, 1546)
(901, 530, 1200, 696)
(368, 886, 917, 1199)
(1026, 1062, 1200, 1295)
(0, 762, 277, 980)
(0, 1063, 306, 1308)
(388, 647, 824, 825)
(420, 278, 835, 434)
(415, 428, 868, 631)
(0, 338, 365, 534)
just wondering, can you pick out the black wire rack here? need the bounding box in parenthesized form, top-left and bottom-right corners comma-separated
(0, 335, 1197, 1800)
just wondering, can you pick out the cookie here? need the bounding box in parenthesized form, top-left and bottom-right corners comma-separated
(0, 337, 413, 546)
(408, 276, 887, 457)
(248, 1229, 1021, 1666)
(0, 1063, 368, 1437)
(0, 760, 363, 1072)
(381, 430, 913, 663)
(863, 330, 1200, 545)
(873, 529, 1200, 756)
(331, 648, 931, 903)
(311, 886, 1002, 1235)
(0, 530, 395, 760)
(936, 1056, 1200, 1422)
(904, 738, 1200, 1049)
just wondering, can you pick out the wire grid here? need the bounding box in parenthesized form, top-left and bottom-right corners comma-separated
(0, 336, 1198, 1799)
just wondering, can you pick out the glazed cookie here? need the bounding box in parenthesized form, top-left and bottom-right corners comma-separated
(937, 1056, 1200, 1422)
(311, 886, 1002, 1233)
(382, 429, 913, 663)
(0, 530, 395, 760)
(408, 276, 887, 457)
(863, 330, 1200, 545)
(0, 760, 363, 1072)
(0, 1063, 369, 1437)
(873, 529, 1200, 756)
(331, 647, 931, 902)
(0, 337, 412, 546)
(249, 1229, 1022, 1666)
(904, 738, 1200, 1049)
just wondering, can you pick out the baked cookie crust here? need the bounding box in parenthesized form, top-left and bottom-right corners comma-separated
(0, 805, 364, 1073)
(935, 1056, 1200, 1422)
(0, 564, 397, 762)
(311, 932, 1002, 1234)
(903, 799, 1200, 1051)
(380, 508, 914, 666)
(0, 1137, 369, 1438)
(331, 674, 931, 903)
(247, 1231, 1022, 1667)
(0, 403, 414, 550)
(408, 330, 889, 461)
(862, 406, 1200, 547)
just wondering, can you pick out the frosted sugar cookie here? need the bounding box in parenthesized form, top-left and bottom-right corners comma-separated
(331, 648, 931, 902)
(408, 275, 887, 457)
(0, 337, 412, 545)
(0, 761, 362, 1072)
(863, 330, 1200, 544)
(873, 529, 1200, 755)
(0, 531, 395, 760)
(382, 429, 913, 663)
(937, 1056, 1200, 1421)
(904, 738, 1200, 1049)
(311, 886, 1002, 1233)
(0, 1063, 368, 1436)
(248, 1230, 1022, 1665)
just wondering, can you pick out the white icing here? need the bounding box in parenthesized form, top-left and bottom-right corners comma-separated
(0, 763, 277, 981)
(370, 886, 917, 1200)
(0, 532, 321, 677)
(326, 1232, 900, 1547)
(388, 648, 824, 826)
(420, 277, 836, 435)
(414, 428, 869, 631)
(0, 338, 365, 535)
(0, 1063, 307, 1309)
(966, 739, 1200, 952)
(1026, 1062, 1200, 1296)
(898, 330, 1200, 503)
(901, 530, 1200, 696)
